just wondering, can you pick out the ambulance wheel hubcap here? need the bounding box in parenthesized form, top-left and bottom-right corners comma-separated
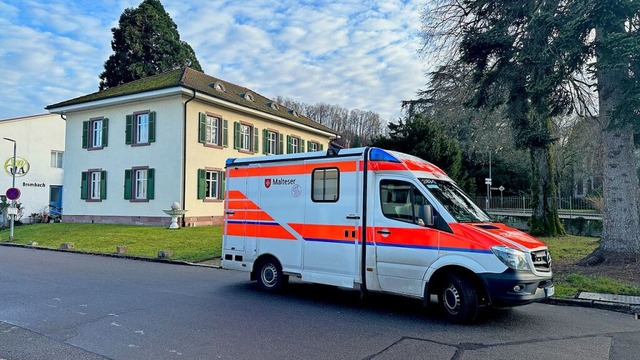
(443, 284, 461, 314)
(261, 264, 278, 287)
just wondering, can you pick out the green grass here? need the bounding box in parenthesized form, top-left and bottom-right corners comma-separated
(552, 273, 640, 298)
(2, 224, 639, 298)
(0, 223, 221, 262)
(540, 235, 599, 261)
(540, 235, 640, 298)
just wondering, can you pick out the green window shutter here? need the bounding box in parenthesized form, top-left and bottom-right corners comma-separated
(80, 171, 88, 199)
(262, 129, 268, 154)
(197, 169, 206, 199)
(198, 113, 206, 144)
(253, 127, 259, 153)
(100, 170, 107, 200)
(300, 139, 305, 153)
(125, 114, 133, 145)
(102, 118, 109, 147)
(307, 141, 312, 152)
(148, 111, 156, 143)
(220, 171, 226, 199)
(82, 121, 89, 149)
(233, 121, 240, 149)
(286, 135, 292, 154)
(278, 134, 284, 154)
(124, 169, 132, 200)
(222, 119, 228, 147)
(147, 168, 155, 200)
(320, 143, 324, 151)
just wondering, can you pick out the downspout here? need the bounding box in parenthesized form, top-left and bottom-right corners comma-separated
(182, 89, 196, 226)
(360, 147, 371, 298)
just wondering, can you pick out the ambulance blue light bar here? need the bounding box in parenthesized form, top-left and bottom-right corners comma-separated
(369, 148, 401, 163)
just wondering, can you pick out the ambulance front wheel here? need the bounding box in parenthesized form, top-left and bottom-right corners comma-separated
(439, 273, 479, 323)
(256, 257, 288, 292)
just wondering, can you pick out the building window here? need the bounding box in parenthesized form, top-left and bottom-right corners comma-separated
(287, 135, 305, 154)
(199, 113, 228, 147)
(81, 170, 107, 201)
(82, 117, 108, 149)
(124, 167, 155, 201)
(198, 169, 225, 200)
(307, 141, 324, 152)
(126, 111, 156, 145)
(262, 129, 283, 155)
(233, 122, 258, 153)
(312, 167, 339, 202)
(51, 151, 63, 168)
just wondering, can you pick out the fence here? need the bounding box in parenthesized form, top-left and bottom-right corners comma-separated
(474, 196, 601, 217)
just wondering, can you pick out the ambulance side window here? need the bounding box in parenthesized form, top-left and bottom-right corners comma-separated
(380, 179, 432, 225)
(312, 167, 339, 202)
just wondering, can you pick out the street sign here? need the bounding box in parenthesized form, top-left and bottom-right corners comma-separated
(485, 178, 492, 185)
(6, 187, 20, 201)
(498, 186, 505, 192)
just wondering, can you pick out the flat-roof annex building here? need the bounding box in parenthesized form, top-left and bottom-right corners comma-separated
(46, 67, 337, 226)
(0, 113, 65, 224)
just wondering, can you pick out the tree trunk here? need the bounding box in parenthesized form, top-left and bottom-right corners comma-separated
(600, 126, 640, 252)
(580, 26, 640, 265)
(529, 145, 565, 236)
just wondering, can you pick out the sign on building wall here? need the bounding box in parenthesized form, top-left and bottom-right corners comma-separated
(4, 157, 30, 177)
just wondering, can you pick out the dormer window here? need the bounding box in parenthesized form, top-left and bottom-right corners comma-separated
(209, 81, 226, 92)
(290, 110, 299, 117)
(269, 102, 279, 110)
(243, 92, 255, 102)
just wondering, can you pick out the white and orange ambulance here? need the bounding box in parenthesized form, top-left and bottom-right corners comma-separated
(222, 147, 553, 322)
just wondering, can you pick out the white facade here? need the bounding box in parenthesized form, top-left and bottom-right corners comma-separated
(0, 114, 65, 223)
(47, 68, 336, 226)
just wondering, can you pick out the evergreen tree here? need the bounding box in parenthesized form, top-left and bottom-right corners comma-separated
(371, 114, 469, 189)
(99, 0, 202, 90)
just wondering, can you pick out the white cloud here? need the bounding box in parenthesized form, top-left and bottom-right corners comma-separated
(0, 0, 427, 123)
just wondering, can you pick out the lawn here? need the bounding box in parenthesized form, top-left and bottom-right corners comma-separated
(2, 224, 639, 299)
(0, 223, 220, 262)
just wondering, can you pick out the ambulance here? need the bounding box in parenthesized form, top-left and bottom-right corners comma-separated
(222, 147, 553, 322)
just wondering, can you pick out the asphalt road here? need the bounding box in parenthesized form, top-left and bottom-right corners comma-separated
(1, 246, 640, 360)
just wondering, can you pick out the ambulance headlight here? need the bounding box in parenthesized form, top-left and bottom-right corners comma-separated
(491, 246, 530, 271)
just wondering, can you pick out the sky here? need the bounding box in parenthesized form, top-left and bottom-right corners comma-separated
(0, 0, 430, 123)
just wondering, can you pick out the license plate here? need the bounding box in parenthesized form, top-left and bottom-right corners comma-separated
(545, 286, 555, 297)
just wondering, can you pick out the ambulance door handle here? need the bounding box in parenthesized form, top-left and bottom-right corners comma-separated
(346, 214, 360, 220)
(377, 229, 391, 236)
(225, 210, 235, 215)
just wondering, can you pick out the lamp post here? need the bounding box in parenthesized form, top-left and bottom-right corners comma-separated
(3, 137, 16, 241)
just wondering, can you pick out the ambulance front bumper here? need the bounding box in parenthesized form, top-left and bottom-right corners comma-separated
(479, 269, 553, 307)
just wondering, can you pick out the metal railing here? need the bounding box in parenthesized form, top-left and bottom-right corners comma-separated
(475, 196, 603, 220)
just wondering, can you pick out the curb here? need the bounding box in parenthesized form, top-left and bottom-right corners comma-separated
(0, 241, 222, 269)
(547, 297, 640, 316)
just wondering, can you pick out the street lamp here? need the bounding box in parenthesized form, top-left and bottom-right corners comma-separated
(3, 137, 16, 241)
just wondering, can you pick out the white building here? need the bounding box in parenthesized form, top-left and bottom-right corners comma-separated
(46, 67, 336, 226)
(0, 113, 65, 223)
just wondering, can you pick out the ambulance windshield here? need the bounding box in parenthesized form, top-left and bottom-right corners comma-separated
(419, 178, 491, 223)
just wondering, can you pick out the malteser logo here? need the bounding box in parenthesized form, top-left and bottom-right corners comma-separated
(264, 178, 296, 188)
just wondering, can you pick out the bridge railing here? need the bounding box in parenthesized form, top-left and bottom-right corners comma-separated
(474, 196, 602, 219)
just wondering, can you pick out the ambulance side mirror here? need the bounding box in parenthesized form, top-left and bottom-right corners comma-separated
(422, 205, 434, 227)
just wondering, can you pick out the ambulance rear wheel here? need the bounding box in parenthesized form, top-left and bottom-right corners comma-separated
(256, 257, 287, 292)
(438, 273, 479, 323)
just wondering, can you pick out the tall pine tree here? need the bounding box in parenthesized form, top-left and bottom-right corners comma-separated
(99, 0, 202, 90)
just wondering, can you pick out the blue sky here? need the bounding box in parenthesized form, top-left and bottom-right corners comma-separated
(0, 0, 429, 122)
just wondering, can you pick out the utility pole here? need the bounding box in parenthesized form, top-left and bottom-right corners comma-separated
(3, 137, 16, 241)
